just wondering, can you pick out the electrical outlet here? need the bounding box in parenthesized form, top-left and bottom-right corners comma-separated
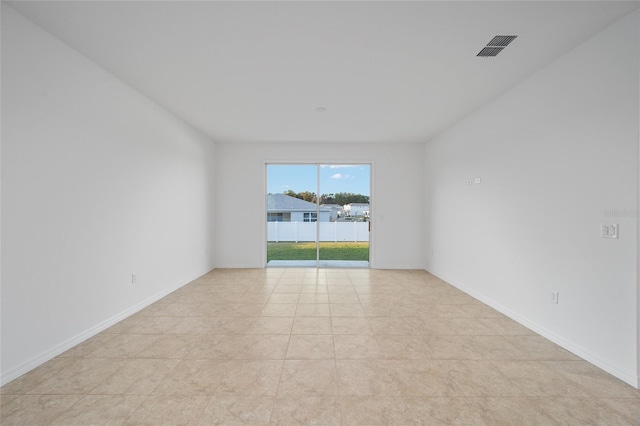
(601, 224, 619, 239)
(474, 178, 481, 184)
(132, 273, 137, 284)
(551, 291, 559, 304)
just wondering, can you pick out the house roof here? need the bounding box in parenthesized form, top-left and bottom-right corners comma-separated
(267, 194, 330, 212)
(321, 204, 344, 210)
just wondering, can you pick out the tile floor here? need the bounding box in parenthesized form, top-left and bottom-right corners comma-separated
(2, 268, 639, 425)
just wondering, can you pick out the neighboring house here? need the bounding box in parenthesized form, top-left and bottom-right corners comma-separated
(344, 203, 370, 218)
(267, 194, 331, 222)
(320, 204, 345, 221)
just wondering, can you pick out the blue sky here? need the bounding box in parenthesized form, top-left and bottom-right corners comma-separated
(267, 164, 370, 196)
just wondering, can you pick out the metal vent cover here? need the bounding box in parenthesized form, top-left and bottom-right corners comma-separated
(477, 47, 504, 57)
(486, 35, 518, 47)
(477, 35, 518, 57)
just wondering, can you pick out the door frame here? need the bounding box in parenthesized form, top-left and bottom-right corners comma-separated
(264, 160, 374, 268)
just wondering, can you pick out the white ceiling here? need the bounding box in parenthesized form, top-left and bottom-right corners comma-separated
(6, 1, 639, 144)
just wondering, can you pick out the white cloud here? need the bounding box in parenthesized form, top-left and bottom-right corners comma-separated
(330, 173, 353, 179)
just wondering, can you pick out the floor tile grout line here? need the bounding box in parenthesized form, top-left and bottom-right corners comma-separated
(330, 314, 344, 425)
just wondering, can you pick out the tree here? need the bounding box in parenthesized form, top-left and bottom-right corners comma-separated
(319, 193, 335, 204)
(283, 190, 317, 204)
(298, 191, 317, 203)
(334, 192, 369, 205)
(283, 190, 368, 205)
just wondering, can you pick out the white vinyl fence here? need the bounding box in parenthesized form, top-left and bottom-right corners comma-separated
(268, 221, 369, 242)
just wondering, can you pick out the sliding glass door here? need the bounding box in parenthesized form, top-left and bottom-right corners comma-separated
(266, 163, 370, 268)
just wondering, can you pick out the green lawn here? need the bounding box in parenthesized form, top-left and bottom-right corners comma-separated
(267, 242, 369, 261)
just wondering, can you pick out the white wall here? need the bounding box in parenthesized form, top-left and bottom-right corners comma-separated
(424, 11, 639, 386)
(1, 6, 216, 384)
(215, 143, 424, 269)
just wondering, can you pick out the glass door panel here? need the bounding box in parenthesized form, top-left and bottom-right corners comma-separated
(318, 164, 370, 267)
(266, 164, 318, 267)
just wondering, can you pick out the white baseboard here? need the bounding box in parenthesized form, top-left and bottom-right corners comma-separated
(425, 267, 639, 389)
(0, 267, 214, 386)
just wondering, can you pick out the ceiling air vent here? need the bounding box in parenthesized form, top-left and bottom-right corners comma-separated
(477, 35, 518, 57)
